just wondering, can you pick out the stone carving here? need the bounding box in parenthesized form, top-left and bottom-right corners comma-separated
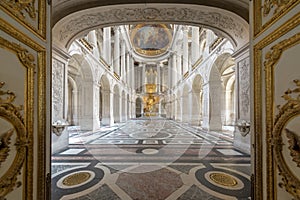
(55, 6, 248, 49)
(238, 58, 250, 119)
(52, 59, 65, 121)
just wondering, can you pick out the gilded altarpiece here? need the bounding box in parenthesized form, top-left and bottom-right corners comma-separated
(0, 18, 47, 200)
(253, 8, 300, 200)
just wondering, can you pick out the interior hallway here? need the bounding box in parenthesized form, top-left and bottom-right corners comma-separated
(51, 118, 251, 200)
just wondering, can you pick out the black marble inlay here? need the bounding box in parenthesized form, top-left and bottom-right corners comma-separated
(52, 165, 82, 175)
(51, 166, 104, 200)
(178, 185, 222, 200)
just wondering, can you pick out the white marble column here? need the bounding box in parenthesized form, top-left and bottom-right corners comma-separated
(202, 81, 222, 131)
(78, 81, 100, 131)
(201, 83, 209, 129)
(109, 91, 114, 126)
(172, 53, 177, 86)
(131, 56, 135, 90)
(87, 30, 100, 58)
(120, 94, 124, 122)
(142, 63, 146, 93)
(168, 56, 172, 90)
(157, 64, 161, 93)
(182, 27, 189, 75)
(113, 27, 120, 75)
(103, 27, 112, 67)
(191, 27, 200, 66)
(121, 40, 126, 80)
(124, 94, 128, 121)
(102, 90, 111, 125)
(126, 52, 130, 85)
(176, 41, 182, 82)
(191, 90, 201, 125)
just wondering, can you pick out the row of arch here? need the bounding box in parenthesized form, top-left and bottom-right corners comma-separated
(65, 44, 236, 131)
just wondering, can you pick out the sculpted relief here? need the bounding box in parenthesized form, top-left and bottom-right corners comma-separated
(238, 57, 250, 119)
(52, 59, 65, 122)
(53, 5, 248, 50)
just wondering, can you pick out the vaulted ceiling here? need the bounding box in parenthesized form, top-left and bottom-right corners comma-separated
(52, 1, 249, 51)
(52, 0, 249, 26)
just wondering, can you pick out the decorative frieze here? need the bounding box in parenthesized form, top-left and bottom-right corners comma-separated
(54, 5, 248, 49)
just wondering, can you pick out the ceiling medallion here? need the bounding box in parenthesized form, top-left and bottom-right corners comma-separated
(209, 172, 238, 187)
(62, 172, 91, 186)
(130, 24, 173, 57)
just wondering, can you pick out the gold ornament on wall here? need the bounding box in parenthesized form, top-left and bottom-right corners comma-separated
(0, 82, 27, 198)
(263, 0, 292, 17)
(273, 79, 300, 199)
(0, 0, 36, 19)
(285, 128, 300, 167)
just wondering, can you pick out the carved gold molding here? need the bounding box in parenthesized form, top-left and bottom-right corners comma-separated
(0, 19, 47, 200)
(0, 82, 27, 199)
(253, 12, 300, 200)
(272, 80, 300, 199)
(253, 0, 299, 37)
(0, 0, 47, 40)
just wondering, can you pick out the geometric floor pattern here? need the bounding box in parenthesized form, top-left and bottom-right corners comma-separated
(51, 118, 251, 200)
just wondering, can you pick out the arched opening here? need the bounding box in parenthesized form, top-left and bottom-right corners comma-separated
(49, 4, 251, 200)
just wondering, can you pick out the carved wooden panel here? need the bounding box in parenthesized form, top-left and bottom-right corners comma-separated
(0, 0, 47, 39)
(253, 0, 299, 37)
(0, 18, 46, 200)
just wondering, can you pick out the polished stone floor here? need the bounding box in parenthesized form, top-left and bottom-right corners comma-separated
(51, 118, 251, 200)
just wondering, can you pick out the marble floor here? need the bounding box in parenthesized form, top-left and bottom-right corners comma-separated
(51, 118, 251, 200)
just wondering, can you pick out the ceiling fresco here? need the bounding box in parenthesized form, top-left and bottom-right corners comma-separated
(130, 24, 173, 57)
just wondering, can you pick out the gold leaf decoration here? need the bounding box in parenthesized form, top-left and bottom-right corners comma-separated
(285, 128, 300, 167)
(0, 82, 16, 104)
(0, 129, 14, 167)
(263, 0, 292, 17)
(0, 82, 27, 199)
(0, 0, 36, 19)
(273, 80, 300, 199)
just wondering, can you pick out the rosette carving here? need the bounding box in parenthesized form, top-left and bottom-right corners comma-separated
(0, 82, 27, 199)
(273, 79, 300, 199)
